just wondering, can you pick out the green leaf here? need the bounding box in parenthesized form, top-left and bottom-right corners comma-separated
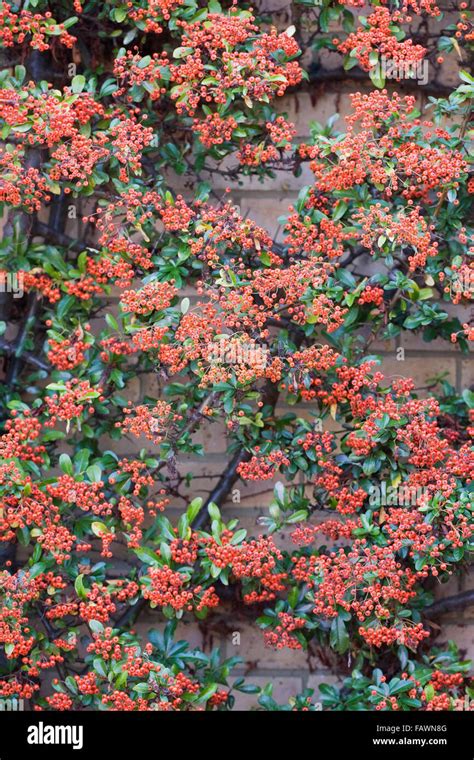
(286, 510, 308, 524)
(87, 464, 102, 483)
(59, 453, 74, 475)
(369, 66, 385, 89)
(230, 529, 247, 544)
(74, 573, 87, 599)
(186, 497, 203, 523)
(114, 7, 128, 23)
(363, 456, 381, 476)
(178, 513, 189, 539)
(173, 47, 194, 59)
(14, 65, 26, 83)
(5, 643, 15, 657)
(424, 684, 435, 702)
(160, 542, 171, 564)
(105, 313, 119, 331)
(197, 683, 218, 703)
(74, 449, 91, 473)
(65, 676, 78, 695)
(462, 389, 474, 408)
(89, 620, 104, 634)
(333, 201, 348, 221)
(234, 683, 260, 694)
(208, 502, 220, 521)
(71, 75, 86, 94)
(459, 70, 474, 84)
(93, 657, 107, 677)
(330, 617, 349, 654)
(133, 547, 159, 565)
(91, 521, 108, 537)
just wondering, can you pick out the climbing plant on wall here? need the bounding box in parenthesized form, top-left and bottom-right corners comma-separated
(0, 0, 472, 711)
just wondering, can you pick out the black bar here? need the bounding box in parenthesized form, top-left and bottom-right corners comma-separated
(0, 710, 472, 759)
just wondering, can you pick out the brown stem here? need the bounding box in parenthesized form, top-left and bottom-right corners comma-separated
(192, 330, 303, 530)
(0, 338, 50, 372)
(33, 221, 87, 252)
(192, 448, 251, 530)
(5, 293, 41, 386)
(425, 590, 474, 617)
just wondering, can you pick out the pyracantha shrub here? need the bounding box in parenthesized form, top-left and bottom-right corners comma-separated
(0, 0, 472, 711)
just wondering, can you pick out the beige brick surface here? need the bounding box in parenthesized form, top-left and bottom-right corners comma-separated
(191, 420, 230, 455)
(399, 331, 460, 352)
(224, 622, 310, 671)
(237, 197, 294, 242)
(435, 625, 474, 662)
(377, 355, 457, 390)
(277, 91, 340, 137)
(461, 359, 474, 389)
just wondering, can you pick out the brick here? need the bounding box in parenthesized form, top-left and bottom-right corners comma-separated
(190, 419, 230, 455)
(459, 570, 474, 622)
(376, 355, 456, 390)
(277, 91, 340, 137)
(433, 574, 463, 601)
(133, 612, 163, 643)
(370, 338, 397, 353)
(461, 359, 474, 390)
(120, 375, 141, 402)
(140, 372, 161, 399)
(257, 0, 289, 13)
(174, 620, 210, 651)
(279, 87, 381, 137)
(225, 622, 309, 671)
(97, 433, 141, 457)
(442, 300, 474, 324)
(461, 569, 474, 593)
(399, 332, 460, 352)
(157, 464, 224, 508)
(224, 476, 279, 508)
(435, 624, 474, 662)
(236, 197, 294, 242)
